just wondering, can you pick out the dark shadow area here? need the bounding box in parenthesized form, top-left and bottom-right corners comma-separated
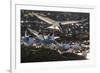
(21, 45, 86, 63)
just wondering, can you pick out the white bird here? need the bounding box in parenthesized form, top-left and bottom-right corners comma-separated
(27, 12, 88, 33)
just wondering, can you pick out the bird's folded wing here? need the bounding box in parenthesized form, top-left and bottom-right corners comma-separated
(54, 36, 59, 40)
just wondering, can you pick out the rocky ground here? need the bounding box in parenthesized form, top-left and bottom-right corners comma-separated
(21, 45, 87, 63)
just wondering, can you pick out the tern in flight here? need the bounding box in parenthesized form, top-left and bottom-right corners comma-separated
(26, 12, 88, 33)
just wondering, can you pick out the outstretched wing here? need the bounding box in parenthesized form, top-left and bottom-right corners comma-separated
(28, 12, 63, 32)
(60, 18, 88, 25)
(28, 12, 57, 25)
(27, 28, 39, 37)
